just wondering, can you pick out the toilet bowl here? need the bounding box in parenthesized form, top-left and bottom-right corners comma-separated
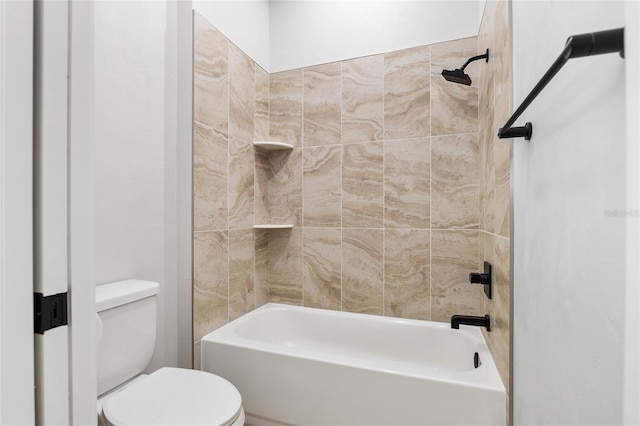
(98, 368, 245, 426)
(96, 280, 245, 425)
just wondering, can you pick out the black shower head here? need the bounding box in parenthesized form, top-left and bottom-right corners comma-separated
(440, 49, 489, 86)
(441, 69, 472, 86)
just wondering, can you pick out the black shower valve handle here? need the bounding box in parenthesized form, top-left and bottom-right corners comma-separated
(469, 272, 490, 285)
(469, 262, 492, 300)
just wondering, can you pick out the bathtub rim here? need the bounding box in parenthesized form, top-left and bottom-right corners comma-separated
(201, 303, 506, 393)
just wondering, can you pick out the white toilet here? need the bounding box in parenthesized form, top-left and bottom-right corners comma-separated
(96, 279, 245, 426)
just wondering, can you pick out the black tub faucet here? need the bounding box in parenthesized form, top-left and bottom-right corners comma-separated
(451, 314, 491, 332)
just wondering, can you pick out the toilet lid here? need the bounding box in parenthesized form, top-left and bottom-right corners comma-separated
(102, 367, 242, 426)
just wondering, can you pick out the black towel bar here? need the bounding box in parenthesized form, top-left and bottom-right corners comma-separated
(498, 27, 625, 141)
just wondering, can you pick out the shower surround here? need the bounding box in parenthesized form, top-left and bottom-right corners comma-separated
(192, 4, 510, 390)
(477, 0, 512, 392)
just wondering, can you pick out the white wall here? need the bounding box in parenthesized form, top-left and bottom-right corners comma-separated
(193, 0, 483, 73)
(94, 0, 179, 372)
(512, 1, 628, 424)
(193, 0, 270, 70)
(624, 2, 640, 424)
(174, 0, 195, 369)
(270, 0, 482, 72)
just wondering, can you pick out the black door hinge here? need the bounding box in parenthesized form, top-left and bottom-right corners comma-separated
(34, 292, 68, 334)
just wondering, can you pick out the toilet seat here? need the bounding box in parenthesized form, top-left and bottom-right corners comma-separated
(102, 367, 243, 426)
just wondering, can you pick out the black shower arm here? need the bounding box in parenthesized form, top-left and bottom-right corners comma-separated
(498, 27, 625, 140)
(459, 49, 489, 71)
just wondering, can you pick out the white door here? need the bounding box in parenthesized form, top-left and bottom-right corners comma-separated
(67, 0, 97, 423)
(33, 0, 96, 424)
(33, 0, 71, 423)
(3, 0, 105, 423)
(0, 0, 36, 423)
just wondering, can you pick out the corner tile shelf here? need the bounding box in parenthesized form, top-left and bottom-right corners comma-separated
(253, 224, 294, 229)
(253, 141, 294, 231)
(253, 141, 294, 151)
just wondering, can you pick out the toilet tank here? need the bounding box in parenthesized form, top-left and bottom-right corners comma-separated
(96, 280, 160, 396)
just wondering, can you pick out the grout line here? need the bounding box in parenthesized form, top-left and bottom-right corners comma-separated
(429, 45, 433, 322)
(252, 226, 485, 231)
(227, 40, 231, 325)
(265, 72, 270, 304)
(301, 68, 305, 307)
(477, 35, 483, 237)
(251, 65, 257, 312)
(300, 227, 485, 231)
(193, 227, 263, 233)
(340, 61, 344, 313)
(382, 53, 386, 317)
(482, 229, 511, 241)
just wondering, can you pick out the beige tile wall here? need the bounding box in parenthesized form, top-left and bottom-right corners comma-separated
(478, 0, 512, 392)
(193, 8, 511, 389)
(264, 36, 484, 323)
(192, 12, 264, 368)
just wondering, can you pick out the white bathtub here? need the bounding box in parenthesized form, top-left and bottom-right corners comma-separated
(201, 303, 506, 426)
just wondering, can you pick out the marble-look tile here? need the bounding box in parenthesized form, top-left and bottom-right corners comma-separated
(303, 228, 341, 310)
(481, 106, 495, 234)
(479, 230, 491, 316)
(483, 0, 499, 17)
(229, 229, 255, 321)
(494, 2, 510, 101)
(384, 229, 430, 320)
(481, 0, 499, 47)
(384, 138, 430, 228)
(431, 37, 479, 136)
(254, 229, 269, 307)
(478, 9, 496, 236)
(492, 234, 511, 388)
(482, 232, 510, 388)
(193, 341, 202, 370)
(304, 63, 341, 146)
(255, 66, 270, 141)
(342, 229, 383, 315)
(478, 1, 495, 122)
(384, 46, 430, 140)
(303, 146, 341, 227)
(342, 55, 384, 143)
(493, 0, 512, 239)
(491, 0, 508, 112)
(493, 171, 510, 240)
(342, 142, 384, 228)
(430, 230, 481, 322)
(193, 12, 228, 132)
(431, 134, 479, 229)
(190, 16, 512, 376)
(480, 106, 495, 231)
(228, 137, 254, 229)
(229, 44, 255, 143)
(268, 228, 303, 304)
(494, 134, 511, 238)
(270, 69, 303, 147)
(267, 148, 302, 226)
(193, 121, 228, 231)
(193, 231, 228, 341)
(478, 0, 512, 394)
(254, 148, 270, 225)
